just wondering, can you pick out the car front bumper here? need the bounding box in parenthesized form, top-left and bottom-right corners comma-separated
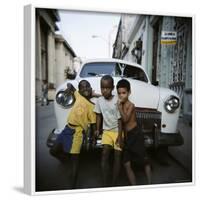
(157, 131, 184, 147)
(144, 129, 184, 148)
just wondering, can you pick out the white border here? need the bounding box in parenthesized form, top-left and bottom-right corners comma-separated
(24, 4, 36, 195)
(192, 13, 195, 188)
(24, 4, 31, 194)
(24, 3, 195, 196)
(28, 3, 194, 18)
(31, 5, 36, 195)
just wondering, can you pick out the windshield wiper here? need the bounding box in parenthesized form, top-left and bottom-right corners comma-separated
(87, 72, 99, 76)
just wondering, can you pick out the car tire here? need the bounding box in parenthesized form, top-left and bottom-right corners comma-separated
(46, 128, 56, 148)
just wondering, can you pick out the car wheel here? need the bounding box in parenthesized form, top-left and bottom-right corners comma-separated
(46, 128, 56, 148)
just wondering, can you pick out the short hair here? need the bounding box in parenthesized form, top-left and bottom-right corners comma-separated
(78, 80, 90, 90)
(101, 75, 114, 86)
(116, 79, 131, 92)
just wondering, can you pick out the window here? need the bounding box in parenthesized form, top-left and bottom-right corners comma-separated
(80, 62, 121, 77)
(123, 65, 148, 82)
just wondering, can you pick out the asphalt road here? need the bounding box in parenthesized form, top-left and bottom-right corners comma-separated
(36, 102, 192, 192)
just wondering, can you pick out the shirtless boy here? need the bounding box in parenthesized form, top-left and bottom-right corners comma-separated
(116, 79, 151, 185)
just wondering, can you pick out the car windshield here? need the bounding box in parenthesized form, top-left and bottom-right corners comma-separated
(80, 62, 120, 77)
(79, 62, 148, 82)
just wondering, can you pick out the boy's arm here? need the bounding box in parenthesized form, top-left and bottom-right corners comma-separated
(116, 118, 123, 148)
(64, 83, 76, 95)
(95, 113, 102, 137)
(92, 90, 101, 98)
(93, 98, 102, 137)
(90, 123, 97, 146)
(118, 118, 123, 139)
(90, 123, 96, 134)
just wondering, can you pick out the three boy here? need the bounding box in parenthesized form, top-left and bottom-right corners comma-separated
(51, 76, 151, 188)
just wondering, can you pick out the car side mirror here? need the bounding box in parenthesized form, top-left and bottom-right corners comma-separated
(67, 72, 76, 80)
(153, 81, 159, 86)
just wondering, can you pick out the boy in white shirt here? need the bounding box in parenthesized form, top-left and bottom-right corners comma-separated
(94, 75, 122, 186)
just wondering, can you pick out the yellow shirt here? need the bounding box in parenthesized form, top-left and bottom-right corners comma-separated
(67, 91, 96, 131)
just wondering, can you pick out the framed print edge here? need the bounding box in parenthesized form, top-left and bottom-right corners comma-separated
(24, 4, 36, 195)
(25, 3, 195, 18)
(24, 3, 194, 196)
(192, 14, 195, 186)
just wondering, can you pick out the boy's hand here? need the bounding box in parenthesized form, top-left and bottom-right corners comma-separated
(64, 83, 75, 95)
(117, 99, 123, 110)
(94, 130, 100, 138)
(64, 88, 71, 96)
(116, 135, 123, 148)
(91, 135, 96, 147)
(92, 90, 101, 98)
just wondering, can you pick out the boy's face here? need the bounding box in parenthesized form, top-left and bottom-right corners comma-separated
(101, 79, 114, 99)
(79, 81, 92, 98)
(117, 87, 130, 103)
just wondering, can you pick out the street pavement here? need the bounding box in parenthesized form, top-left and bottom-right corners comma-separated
(36, 101, 192, 192)
(169, 117, 192, 174)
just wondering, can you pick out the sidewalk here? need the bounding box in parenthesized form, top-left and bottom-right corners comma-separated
(36, 89, 56, 104)
(168, 117, 192, 174)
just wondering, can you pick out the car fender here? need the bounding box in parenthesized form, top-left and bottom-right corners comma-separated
(157, 88, 180, 133)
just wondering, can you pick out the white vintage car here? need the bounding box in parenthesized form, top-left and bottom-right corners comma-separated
(47, 58, 183, 151)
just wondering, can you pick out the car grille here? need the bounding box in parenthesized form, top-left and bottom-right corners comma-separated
(136, 108, 161, 123)
(136, 111, 161, 120)
(136, 108, 161, 147)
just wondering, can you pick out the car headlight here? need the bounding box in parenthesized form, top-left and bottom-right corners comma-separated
(56, 91, 75, 108)
(164, 95, 180, 113)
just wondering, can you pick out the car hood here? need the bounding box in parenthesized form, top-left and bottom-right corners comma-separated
(74, 77, 160, 109)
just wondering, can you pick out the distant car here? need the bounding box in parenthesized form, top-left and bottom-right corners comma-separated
(47, 58, 183, 152)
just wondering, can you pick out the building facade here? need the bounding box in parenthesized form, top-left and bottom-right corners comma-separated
(113, 14, 192, 121)
(55, 34, 76, 88)
(35, 9, 77, 100)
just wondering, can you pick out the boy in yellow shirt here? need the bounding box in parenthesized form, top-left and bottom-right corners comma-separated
(51, 80, 99, 188)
